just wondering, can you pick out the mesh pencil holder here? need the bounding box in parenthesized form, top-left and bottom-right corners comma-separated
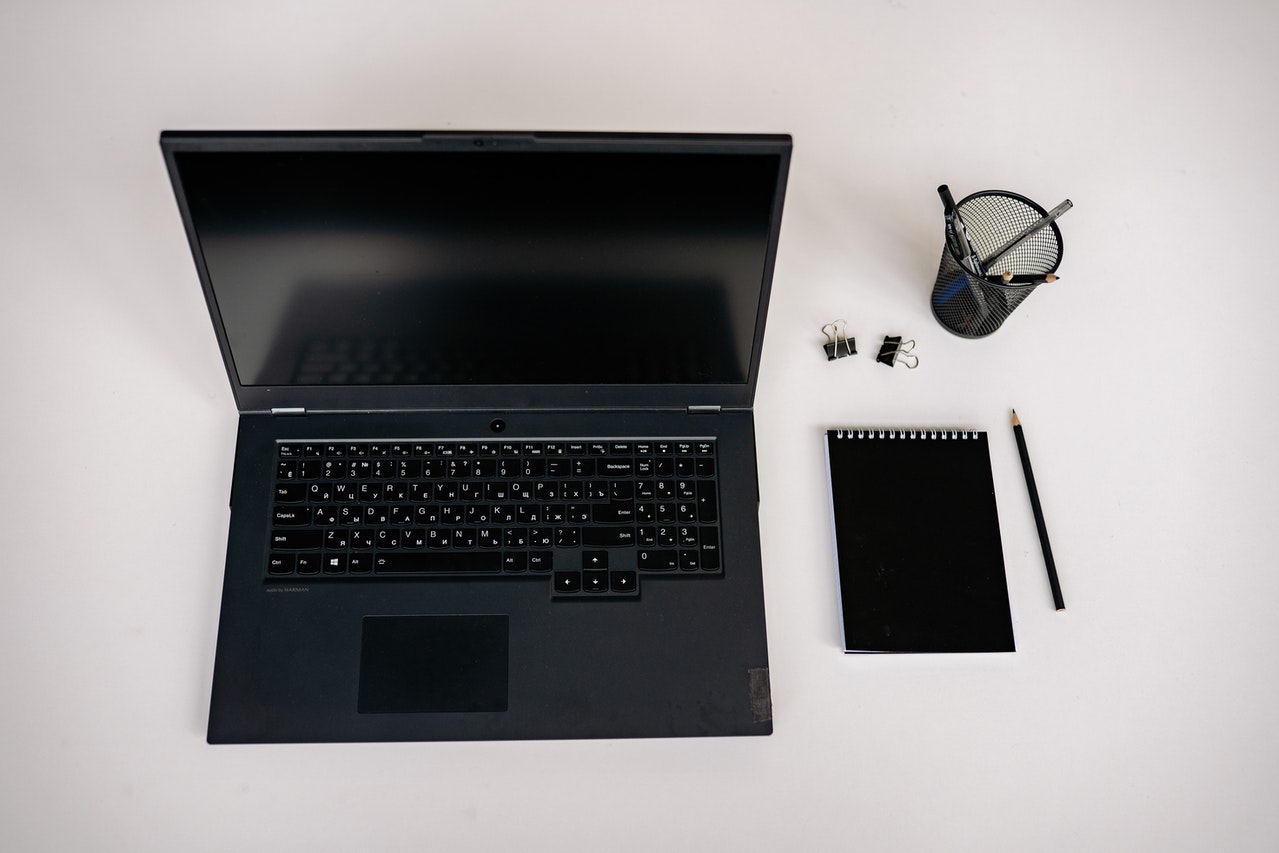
(930, 190, 1063, 338)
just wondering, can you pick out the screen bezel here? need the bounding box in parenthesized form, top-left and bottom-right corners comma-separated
(160, 131, 791, 413)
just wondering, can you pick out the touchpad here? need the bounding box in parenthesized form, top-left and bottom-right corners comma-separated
(358, 615, 509, 714)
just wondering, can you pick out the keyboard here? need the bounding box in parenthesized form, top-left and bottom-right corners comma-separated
(268, 439, 721, 597)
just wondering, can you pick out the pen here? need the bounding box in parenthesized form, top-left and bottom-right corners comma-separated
(983, 199, 1073, 270)
(1011, 410, 1065, 611)
(937, 185, 985, 276)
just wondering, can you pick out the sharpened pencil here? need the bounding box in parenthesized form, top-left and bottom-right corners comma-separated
(986, 272, 1059, 285)
(1012, 410, 1065, 611)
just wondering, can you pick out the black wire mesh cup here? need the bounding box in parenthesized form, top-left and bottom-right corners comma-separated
(931, 190, 1063, 338)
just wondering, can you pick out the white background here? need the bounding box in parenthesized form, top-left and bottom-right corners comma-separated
(3, 1, 1277, 850)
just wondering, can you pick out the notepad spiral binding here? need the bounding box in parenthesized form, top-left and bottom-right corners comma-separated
(831, 429, 979, 440)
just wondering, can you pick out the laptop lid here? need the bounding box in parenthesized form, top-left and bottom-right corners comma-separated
(160, 131, 792, 413)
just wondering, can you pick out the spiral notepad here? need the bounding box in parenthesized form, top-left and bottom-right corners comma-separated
(825, 429, 1015, 653)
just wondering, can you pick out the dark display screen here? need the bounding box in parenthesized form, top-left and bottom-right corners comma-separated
(173, 146, 783, 387)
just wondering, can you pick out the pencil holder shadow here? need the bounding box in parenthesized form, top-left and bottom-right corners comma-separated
(930, 190, 1063, 338)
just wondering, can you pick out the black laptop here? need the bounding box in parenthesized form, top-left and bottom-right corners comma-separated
(161, 131, 791, 743)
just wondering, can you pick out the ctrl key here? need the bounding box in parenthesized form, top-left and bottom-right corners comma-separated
(267, 554, 295, 575)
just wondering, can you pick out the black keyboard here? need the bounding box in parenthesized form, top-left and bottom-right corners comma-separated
(267, 439, 721, 597)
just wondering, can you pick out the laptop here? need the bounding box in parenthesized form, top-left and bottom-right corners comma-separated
(160, 131, 792, 743)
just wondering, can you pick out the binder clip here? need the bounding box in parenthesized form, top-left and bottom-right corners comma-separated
(822, 320, 856, 361)
(877, 336, 919, 369)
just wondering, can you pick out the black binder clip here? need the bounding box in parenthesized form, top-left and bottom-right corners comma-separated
(822, 320, 856, 361)
(877, 336, 919, 369)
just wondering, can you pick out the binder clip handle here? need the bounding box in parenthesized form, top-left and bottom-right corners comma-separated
(877, 336, 919, 369)
(822, 320, 856, 361)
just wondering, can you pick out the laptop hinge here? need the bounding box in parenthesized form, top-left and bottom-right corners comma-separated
(270, 407, 307, 416)
(687, 405, 721, 415)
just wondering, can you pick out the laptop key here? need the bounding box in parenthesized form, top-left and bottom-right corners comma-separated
(637, 550, 678, 571)
(273, 507, 310, 526)
(592, 504, 635, 524)
(610, 571, 638, 593)
(697, 484, 718, 523)
(374, 553, 501, 574)
(699, 527, 720, 569)
(600, 459, 634, 477)
(582, 527, 635, 547)
(275, 483, 306, 503)
(271, 529, 322, 550)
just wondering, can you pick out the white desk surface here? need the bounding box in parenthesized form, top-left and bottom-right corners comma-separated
(3, 1, 1277, 850)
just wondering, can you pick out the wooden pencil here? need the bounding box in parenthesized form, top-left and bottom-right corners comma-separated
(1012, 410, 1065, 611)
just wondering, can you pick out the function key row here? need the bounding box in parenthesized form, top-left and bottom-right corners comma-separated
(277, 455, 715, 482)
(278, 439, 716, 460)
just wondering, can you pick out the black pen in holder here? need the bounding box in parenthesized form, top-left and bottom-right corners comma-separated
(931, 189, 1066, 338)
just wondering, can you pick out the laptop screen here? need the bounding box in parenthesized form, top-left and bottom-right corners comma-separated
(166, 135, 789, 403)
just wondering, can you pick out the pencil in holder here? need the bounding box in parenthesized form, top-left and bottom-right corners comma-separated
(930, 190, 1063, 338)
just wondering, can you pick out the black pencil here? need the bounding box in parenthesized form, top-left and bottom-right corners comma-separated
(1012, 410, 1065, 611)
(985, 272, 1059, 285)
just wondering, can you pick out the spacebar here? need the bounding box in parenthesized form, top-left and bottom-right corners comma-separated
(374, 553, 502, 574)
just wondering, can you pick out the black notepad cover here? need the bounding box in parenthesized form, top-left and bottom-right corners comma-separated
(826, 430, 1015, 653)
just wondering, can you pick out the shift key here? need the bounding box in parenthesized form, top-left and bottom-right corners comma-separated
(270, 529, 322, 550)
(582, 527, 636, 547)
